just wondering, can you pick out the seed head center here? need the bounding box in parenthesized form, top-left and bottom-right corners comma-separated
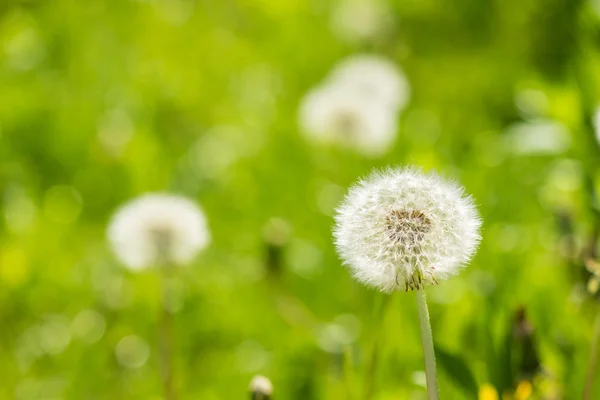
(150, 226, 174, 263)
(385, 209, 431, 244)
(333, 111, 359, 138)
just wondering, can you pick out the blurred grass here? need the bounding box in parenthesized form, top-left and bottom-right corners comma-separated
(2, 0, 600, 399)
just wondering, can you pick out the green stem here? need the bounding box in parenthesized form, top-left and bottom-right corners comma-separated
(416, 289, 439, 400)
(158, 267, 177, 400)
(584, 306, 600, 400)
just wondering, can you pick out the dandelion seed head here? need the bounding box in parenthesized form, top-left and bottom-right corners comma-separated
(107, 194, 210, 270)
(249, 375, 273, 397)
(299, 83, 398, 157)
(333, 167, 482, 292)
(298, 55, 409, 157)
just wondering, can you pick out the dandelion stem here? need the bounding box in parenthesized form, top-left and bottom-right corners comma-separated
(416, 289, 439, 400)
(584, 306, 600, 400)
(158, 266, 177, 400)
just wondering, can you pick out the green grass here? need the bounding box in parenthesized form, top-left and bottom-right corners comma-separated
(2, 0, 600, 398)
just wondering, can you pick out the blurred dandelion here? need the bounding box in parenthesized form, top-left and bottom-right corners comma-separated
(299, 83, 397, 157)
(333, 166, 482, 400)
(299, 55, 410, 157)
(107, 193, 210, 271)
(249, 375, 273, 400)
(107, 193, 210, 400)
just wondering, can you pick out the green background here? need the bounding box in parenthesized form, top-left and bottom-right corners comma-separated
(2, 0, 600, 398)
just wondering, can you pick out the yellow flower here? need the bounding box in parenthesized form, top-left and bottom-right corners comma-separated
(479, 383, 499, 400)
(515, 380, 533, 400)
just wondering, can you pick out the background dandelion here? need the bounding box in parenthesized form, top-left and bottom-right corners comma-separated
(298, 54, 409, 157)
(108, 193, 210, 400)
(299, 84, 399, 157)
(107, 193, 210, 271)
(249, 375, 273, 399)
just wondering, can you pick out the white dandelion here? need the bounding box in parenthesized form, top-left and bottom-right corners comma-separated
(328, 54, 411, 111)
(299, 83, 398, 157)
(107, 193, 210, 271)
(333, 166, 481, 400)
(249, 375, 273, 399)
(334, 167, 481, 292)
(298, 55, 410, 156)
